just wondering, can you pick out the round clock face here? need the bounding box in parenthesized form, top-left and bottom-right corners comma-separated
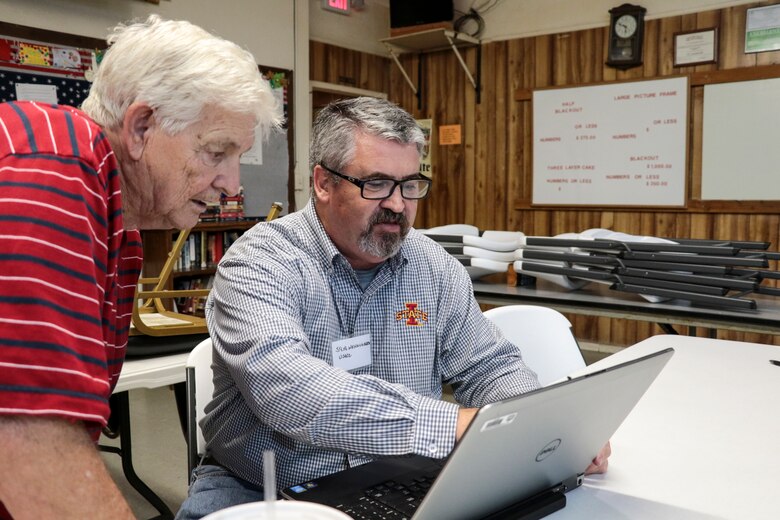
(614, 14, 638, 38)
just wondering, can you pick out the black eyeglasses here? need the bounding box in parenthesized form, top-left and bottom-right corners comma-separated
(320, 164, 432, 200)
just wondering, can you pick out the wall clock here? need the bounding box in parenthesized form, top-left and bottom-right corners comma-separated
(606, 4, 647, 70)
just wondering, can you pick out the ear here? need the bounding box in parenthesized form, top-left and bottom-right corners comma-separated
(121, 102, 155, 161)
(312, 164, 333, 203)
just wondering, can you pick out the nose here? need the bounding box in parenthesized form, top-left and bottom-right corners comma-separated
(213, 159, 242, 196)
(380, 184, 405, 212)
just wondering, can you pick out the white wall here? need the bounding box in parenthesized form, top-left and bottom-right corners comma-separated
(475, 0, 758, 42)
(308, 0, 759, 53)
(0, 0, 295, 69)
(309, 0, 390, 56)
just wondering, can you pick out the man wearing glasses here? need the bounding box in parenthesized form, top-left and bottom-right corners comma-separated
(176, 97, 546, 517)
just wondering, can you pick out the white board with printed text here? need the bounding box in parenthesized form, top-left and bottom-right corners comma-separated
(532, 76, 688, 206)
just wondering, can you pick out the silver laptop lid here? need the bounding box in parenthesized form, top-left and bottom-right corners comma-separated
(413, 348, 674, 520)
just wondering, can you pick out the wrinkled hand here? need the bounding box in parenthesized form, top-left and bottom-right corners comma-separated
(584, 441, 611, 475)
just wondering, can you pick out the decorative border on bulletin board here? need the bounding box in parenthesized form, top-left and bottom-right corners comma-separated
(0, 34, 96, 80)
(0, 21, 106, 108)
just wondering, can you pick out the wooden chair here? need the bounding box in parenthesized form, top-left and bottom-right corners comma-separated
(131, 229, 210, 337)
(132, 203, 283, 337)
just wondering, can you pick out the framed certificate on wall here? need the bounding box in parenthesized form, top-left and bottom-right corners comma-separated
(674, 28, 718, 67)
(745, 4, 780, 53)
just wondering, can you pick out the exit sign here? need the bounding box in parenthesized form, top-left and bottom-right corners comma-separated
(322, 0, 350, 15)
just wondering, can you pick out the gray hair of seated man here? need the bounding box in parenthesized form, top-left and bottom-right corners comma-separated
(82, 14, 282, 139)
(309, 96, 425, 175)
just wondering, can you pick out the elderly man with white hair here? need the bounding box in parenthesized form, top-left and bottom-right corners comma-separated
(0, 15, 281, 518)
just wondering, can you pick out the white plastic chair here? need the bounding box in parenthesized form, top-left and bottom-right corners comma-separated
(185, 337, 214, 475)
(483, 305, 586, 386)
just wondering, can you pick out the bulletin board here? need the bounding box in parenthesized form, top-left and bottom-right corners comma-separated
(0, 21, 294, 217)
(0, 25, 98, 106)
(241, 68, 293, 218)
(532, 76, 688, 207)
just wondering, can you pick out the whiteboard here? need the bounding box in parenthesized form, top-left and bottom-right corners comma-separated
(533, 77, 688, 206)
(702, 77, 780, 200)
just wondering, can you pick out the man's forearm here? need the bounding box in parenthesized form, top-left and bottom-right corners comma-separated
(0, 416, 134, 519)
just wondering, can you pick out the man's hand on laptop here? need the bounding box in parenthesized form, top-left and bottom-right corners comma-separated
(584, 441, 611, 474)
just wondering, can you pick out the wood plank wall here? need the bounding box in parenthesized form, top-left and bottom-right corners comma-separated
(310, 2, 780, 347)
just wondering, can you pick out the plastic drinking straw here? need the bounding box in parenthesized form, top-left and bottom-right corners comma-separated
(263, 450, 277, 507)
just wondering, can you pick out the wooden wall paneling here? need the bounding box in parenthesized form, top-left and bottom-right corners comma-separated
(553, 32, 572, 86)
(658, 16, 682, 76)
(698, 8, 721, 31)
(689, 213, 712, 238)
(450, 49, 469, 227)
(436, 51, 463, 226)
(309, 41, 389, 93)
(477, 41, 509, 231)
(690, 85, 704, 199)
(310, 41, 327, 82)
(577, 26, 601, 85)
(534, 34, 554, 88)
(521, 38, 537, 210)
(474, 43, 492, 231)
(679, 12, 698, 34)
(518, 100, 533, 215)
(406, 52, 430, 226)
(642, 17, 661, 78)
(463, 46, 478, 228)
(720, 5, 754, 69)
(359, 51, 389, 92)
(756, 37, 780, 65)
(494, 42, 511, 232)
(506, 38, 525, 232)
(596, 315, 613, 345)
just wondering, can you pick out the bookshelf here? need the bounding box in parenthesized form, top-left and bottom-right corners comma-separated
(140, 220, 258, 316)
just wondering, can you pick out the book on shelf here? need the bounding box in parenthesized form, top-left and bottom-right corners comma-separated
(196, 188, 248, 222)
(199, 201, 221, 222)
(174, 228, 247, 273)
(174, 275, 215, 317)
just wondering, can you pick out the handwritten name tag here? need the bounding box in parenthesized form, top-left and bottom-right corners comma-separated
(331, 333, 372, 372)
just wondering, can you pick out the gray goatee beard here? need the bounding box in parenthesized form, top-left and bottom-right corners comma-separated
(358, 208, 410, 259)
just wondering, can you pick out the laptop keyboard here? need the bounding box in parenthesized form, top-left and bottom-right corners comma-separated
(334, 476, 436, 520)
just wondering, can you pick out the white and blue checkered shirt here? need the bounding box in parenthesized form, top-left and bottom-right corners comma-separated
(203, 201, 540, 490)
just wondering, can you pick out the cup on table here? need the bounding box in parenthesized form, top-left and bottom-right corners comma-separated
(201, 500, 350, 520)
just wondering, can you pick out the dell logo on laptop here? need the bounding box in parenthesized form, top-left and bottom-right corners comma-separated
(535, 439, 562, 461)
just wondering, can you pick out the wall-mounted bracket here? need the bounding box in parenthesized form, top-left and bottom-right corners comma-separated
(380, 28, 481, 109)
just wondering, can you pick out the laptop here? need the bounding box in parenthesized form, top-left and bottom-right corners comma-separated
(282, 348, 674, 520)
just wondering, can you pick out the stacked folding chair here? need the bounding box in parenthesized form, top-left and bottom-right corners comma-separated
(419, 225, 525, 280)
(421, 226, 780, 310)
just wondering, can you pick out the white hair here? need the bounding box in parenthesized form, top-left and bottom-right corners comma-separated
(82, 15, 282, 138)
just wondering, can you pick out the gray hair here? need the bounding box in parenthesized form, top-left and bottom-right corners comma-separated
(81, 15, 282, 138)
(309, 97, 425, 173)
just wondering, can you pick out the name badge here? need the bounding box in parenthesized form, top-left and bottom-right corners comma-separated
(331, 333, 372, 372)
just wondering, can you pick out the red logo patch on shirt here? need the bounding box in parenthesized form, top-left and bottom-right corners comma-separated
(396, 302, 428, 326)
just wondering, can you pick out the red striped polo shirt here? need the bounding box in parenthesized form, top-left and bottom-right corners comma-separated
(0, 101, 142, 440)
